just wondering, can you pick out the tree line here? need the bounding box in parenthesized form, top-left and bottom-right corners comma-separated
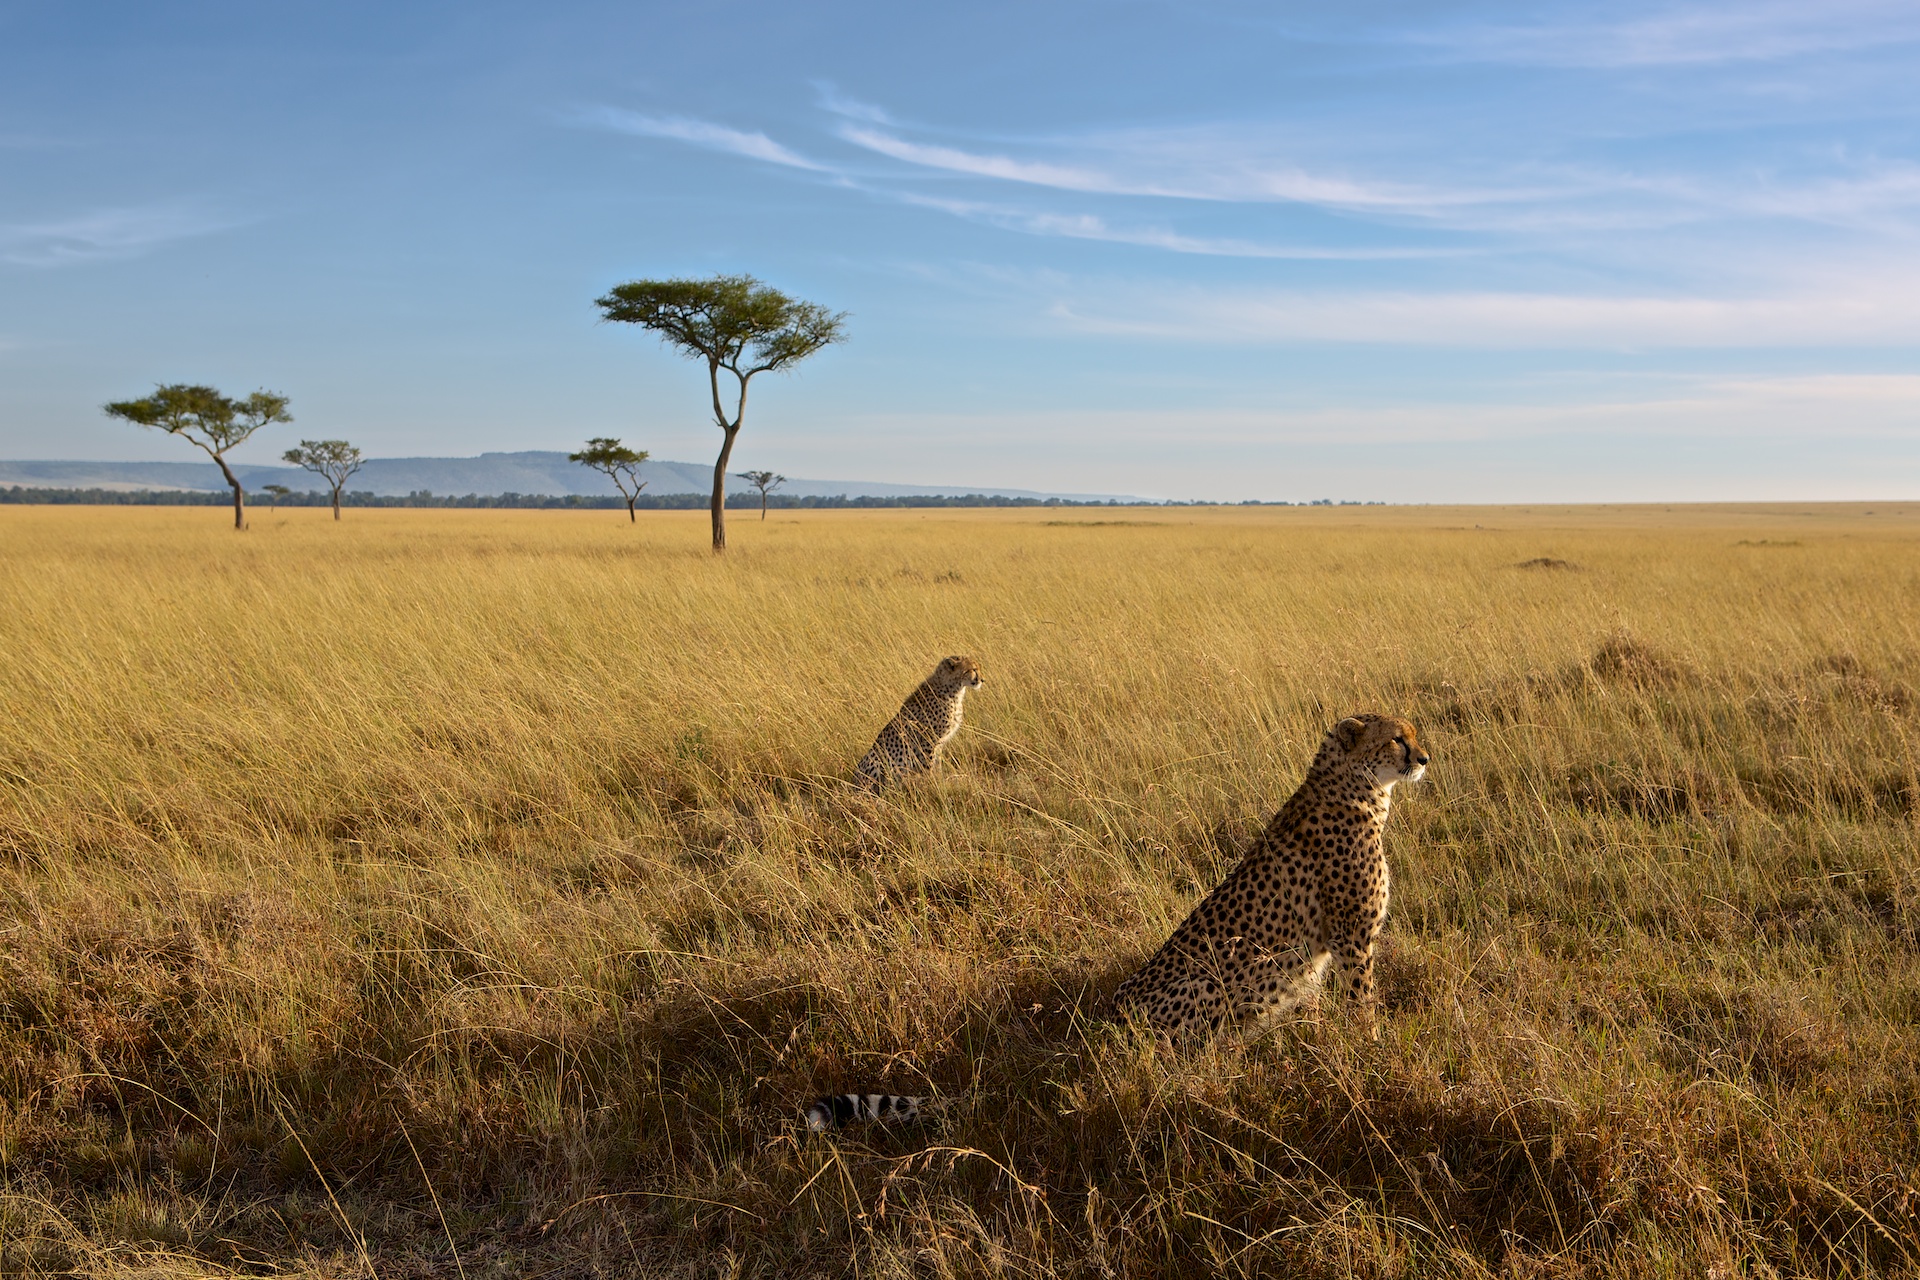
(2, 486, 1154, 510)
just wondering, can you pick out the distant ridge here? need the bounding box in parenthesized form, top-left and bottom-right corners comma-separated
(0, 452, 1145, 503)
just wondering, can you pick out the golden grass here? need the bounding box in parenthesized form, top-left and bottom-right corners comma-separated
(2, 501, 1918, 1278)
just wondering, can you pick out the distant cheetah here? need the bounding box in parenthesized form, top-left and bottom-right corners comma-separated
(854, 656, 983, 788)
(1111, 714, 1428, 1040)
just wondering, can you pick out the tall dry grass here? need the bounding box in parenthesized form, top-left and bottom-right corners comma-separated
(1, 502, 1917, 1278)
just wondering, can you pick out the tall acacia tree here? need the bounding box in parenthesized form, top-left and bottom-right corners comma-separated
(569, 437, 650, 522)
(103, 383, 291, 530)
(595, 275, 844, 553)
(737, 469, 786, 520)
(282, 439, 364, 521)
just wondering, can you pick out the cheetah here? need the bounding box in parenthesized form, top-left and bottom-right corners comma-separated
(1111, 714, 1428, 1040)
(854, 656, 983, 788)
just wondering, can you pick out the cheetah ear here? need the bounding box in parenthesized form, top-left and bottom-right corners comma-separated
(1331, 717, 1368, 750)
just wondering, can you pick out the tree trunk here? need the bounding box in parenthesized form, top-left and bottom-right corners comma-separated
(707, 362, 756, 554)
(213, 453, 247, 530)
(331, 487, 342, 521)
(627, 496, 636, 523)
(761, 494, 768, 520)
(711, 425, 740, 552)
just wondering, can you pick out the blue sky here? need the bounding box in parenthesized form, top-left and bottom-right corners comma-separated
(3, 0, 1917, 501)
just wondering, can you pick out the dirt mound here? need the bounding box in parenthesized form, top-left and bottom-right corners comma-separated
(1587, 630, 1688, 688)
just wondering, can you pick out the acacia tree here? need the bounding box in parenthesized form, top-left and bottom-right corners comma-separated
(569, 437, 650, 522)
(103, 383, 291, 530)
(261, 484, 291, 511)
(282, 439, 365, 521)
(282, 441, 364, 521)
(737, 469, 786, 520)
(595, 275, 844, 552)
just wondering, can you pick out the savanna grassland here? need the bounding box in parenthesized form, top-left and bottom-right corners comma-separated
(2, 501, 1919, 1279)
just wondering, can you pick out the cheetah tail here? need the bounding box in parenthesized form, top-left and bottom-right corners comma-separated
(804, 1092, 932, 1132)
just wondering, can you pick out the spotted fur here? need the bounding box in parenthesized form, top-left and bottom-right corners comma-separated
(1111, 714, 1429, 1040)
(854, 656, 983, 788)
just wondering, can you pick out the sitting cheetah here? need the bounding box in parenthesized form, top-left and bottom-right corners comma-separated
(854, 656, 983, 788)
(1111, 714, 1428, 1040)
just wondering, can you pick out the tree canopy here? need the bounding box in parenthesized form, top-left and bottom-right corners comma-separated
(595, 275, 844, 551)
(596, 276, 845, 379)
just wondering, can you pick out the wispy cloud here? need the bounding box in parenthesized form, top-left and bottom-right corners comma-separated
(1732, 162, 1920, 230)
(0, 206, 239, 267)
(854, 374, 1920, 450)
(825, 91, 1482, 213)
(580, 104, 1460, 257)
(842, 119, 1920, 235)
(574, 106, 828, 171)
(812, 84, 893, 125)
(1049, 275, 1920, 349)
(896, 192, 1460, 259)
(1703, 372, 1920, 407)
(584, 97, 1539, 224)
(839, 127, 1122, 193)
(1411, 1, 1920, 69)
(579, 89, 1920, 267)
(837, 122, 1529, 215)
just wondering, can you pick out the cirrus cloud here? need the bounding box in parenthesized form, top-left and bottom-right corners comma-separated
(573, 106, 828, 172)
(0, 206, 240, 268)
(1049, 275, 1920, 349)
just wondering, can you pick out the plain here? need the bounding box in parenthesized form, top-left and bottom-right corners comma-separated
(1, 502, 1917, 1278)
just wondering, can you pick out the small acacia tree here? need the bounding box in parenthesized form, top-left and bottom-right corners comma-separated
(596, 275, 844, 552)
(103, 383, 291, 530)
(282, 439, 365, 521)
(261, 484, 291, 511)
(569, 437, 650, 522)
(737, 469, 786, 520)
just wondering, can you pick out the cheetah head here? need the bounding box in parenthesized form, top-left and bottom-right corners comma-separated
(1327, 714, 1429, 789)
(937, 655, 984, 690)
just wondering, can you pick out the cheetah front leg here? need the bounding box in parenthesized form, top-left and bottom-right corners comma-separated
(1332, 916, 1384, 1039)
(1228, 944, 1330, 1032)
